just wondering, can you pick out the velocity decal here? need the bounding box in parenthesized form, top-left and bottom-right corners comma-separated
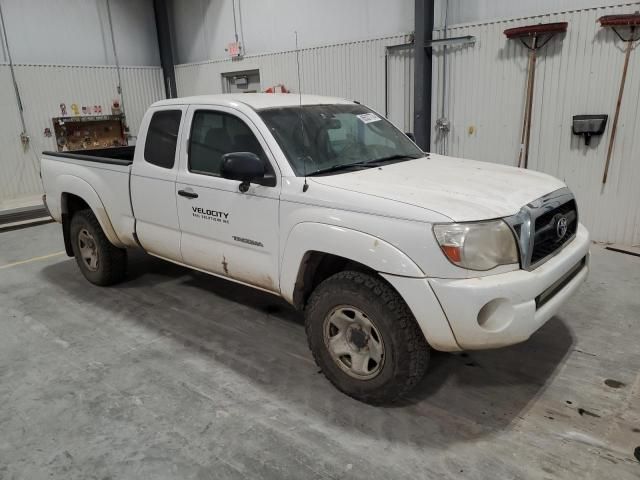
(192, 207, 229, 224)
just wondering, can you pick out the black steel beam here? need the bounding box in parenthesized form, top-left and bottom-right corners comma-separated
(414, 0, 435, 150)
(153, 0, 177, 98)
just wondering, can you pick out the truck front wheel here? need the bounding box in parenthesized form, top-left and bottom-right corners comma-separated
(70, 209, 127, 286)
(305, 270, 429, 404)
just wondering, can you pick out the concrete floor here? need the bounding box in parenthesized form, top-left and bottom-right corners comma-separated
(1, 222, 639, 480)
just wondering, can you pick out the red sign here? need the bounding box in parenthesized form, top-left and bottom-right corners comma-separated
(227, 42, 241, 58)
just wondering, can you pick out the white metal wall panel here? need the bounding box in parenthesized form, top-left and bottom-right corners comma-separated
(0, 66, 35, 207)
(170, 0, 414, 64)
(0, 64, 164, 208)
(434, 0, 629, 28)
(387, 47, 415, 132)
(119, 67, 166, 141)
(432, 2, 640, 245)
(175, 34, 414, 126)
(0, 0, 160, 66)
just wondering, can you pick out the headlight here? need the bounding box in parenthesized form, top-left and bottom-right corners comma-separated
(433, 220, 519, 271)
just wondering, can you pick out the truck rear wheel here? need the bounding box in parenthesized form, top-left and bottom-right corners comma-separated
(305, 270, 429, 404)
(70, 209, 127, 286)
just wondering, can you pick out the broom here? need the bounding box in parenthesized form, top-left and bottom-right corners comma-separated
(504, 22, 568, 169)
(598, 13, 640, 184)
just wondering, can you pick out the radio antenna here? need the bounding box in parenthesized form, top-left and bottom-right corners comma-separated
(295, 31, 309, 192)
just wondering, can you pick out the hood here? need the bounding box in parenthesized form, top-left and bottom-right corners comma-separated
(309, 154, 566, 222)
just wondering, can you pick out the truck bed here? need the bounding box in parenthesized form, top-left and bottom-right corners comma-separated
(40, 146, 137, 249)
(42, 146, 135, 166)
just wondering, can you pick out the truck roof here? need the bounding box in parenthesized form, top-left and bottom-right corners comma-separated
(151, 93, 355, 110)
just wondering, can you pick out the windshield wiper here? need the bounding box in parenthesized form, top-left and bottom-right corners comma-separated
(364, 154, 423, 165)
(307, 161, 370, 176)
(307, 154, 422, 177)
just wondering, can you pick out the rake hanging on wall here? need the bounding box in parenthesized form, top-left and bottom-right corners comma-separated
(598, 13, 640, 185)
(504, 22, 568, 169)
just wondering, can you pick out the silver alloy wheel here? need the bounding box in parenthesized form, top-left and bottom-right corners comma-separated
(323, 305, 385, 380)
(78, 228, 99, 272)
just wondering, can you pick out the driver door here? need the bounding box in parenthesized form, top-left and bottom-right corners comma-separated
(176, 105, 281, 293)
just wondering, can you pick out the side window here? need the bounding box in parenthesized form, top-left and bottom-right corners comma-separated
(189, 110, 268, 176)
(144, 110, 182, 169)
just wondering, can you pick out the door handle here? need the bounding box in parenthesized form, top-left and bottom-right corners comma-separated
(178, 189, 199, 199)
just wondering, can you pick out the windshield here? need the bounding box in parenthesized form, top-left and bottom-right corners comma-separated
(259, 104, 424, 176)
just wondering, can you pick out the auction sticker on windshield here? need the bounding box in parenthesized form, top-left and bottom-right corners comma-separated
(357, 113, 382, 124)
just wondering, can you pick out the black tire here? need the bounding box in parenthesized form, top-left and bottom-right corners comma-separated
(305, 270, 429, 404)
(70, 209, 127, 286)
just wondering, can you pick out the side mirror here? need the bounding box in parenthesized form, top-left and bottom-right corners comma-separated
(221, 152, 265, 192)
(405, 132, 415, 142)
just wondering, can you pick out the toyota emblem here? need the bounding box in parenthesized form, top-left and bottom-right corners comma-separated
(556, 216, 568, 239)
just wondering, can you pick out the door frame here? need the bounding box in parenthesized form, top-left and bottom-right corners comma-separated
(175, 103, 282, 292)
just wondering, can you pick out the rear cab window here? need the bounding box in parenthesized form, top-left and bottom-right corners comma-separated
(144, 110, 182, 169)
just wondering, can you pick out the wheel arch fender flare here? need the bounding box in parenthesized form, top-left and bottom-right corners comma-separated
(58, 175, 124, 250)
(280, 222, 425, 303)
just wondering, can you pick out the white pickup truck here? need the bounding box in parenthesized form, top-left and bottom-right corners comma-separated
(41, 94, 590, 404)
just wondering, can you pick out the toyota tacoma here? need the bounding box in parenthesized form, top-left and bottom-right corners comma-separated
(40, 94, 590, 404)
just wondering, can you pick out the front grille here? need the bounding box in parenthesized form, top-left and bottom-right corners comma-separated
(504, 188, 578, 270)
(530, 199, 577, 264)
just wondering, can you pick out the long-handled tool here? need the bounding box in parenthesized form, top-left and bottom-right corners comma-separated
(504, 22, 568, 169)
(598, 13, 640, 185)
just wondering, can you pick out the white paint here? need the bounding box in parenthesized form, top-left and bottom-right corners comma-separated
(381, 274, 461, 351)
(429, 230, 589, 349)
(309, 154, 566, 222)
(0, 0, 159, 66)
(175, 103, 281, 291)
(169, 0, 414, 64)
(40, 157, 134, 248)
(40, 93, 590, 353)
(156, 93, 353, 109)
(130, 104, 189, 262)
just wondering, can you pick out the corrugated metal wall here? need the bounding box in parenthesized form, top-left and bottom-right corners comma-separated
(175, 4, 640, 246)
(434, 0, 628, 28)
(0, 65, 31, 209)
(432, 2, 640, 244)
(387, 46, 415, 132)
(175, 34, 414, 127)
(0, 64, 164, 208)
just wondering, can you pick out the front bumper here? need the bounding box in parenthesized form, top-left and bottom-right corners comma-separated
(428, 223, 590, 350)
